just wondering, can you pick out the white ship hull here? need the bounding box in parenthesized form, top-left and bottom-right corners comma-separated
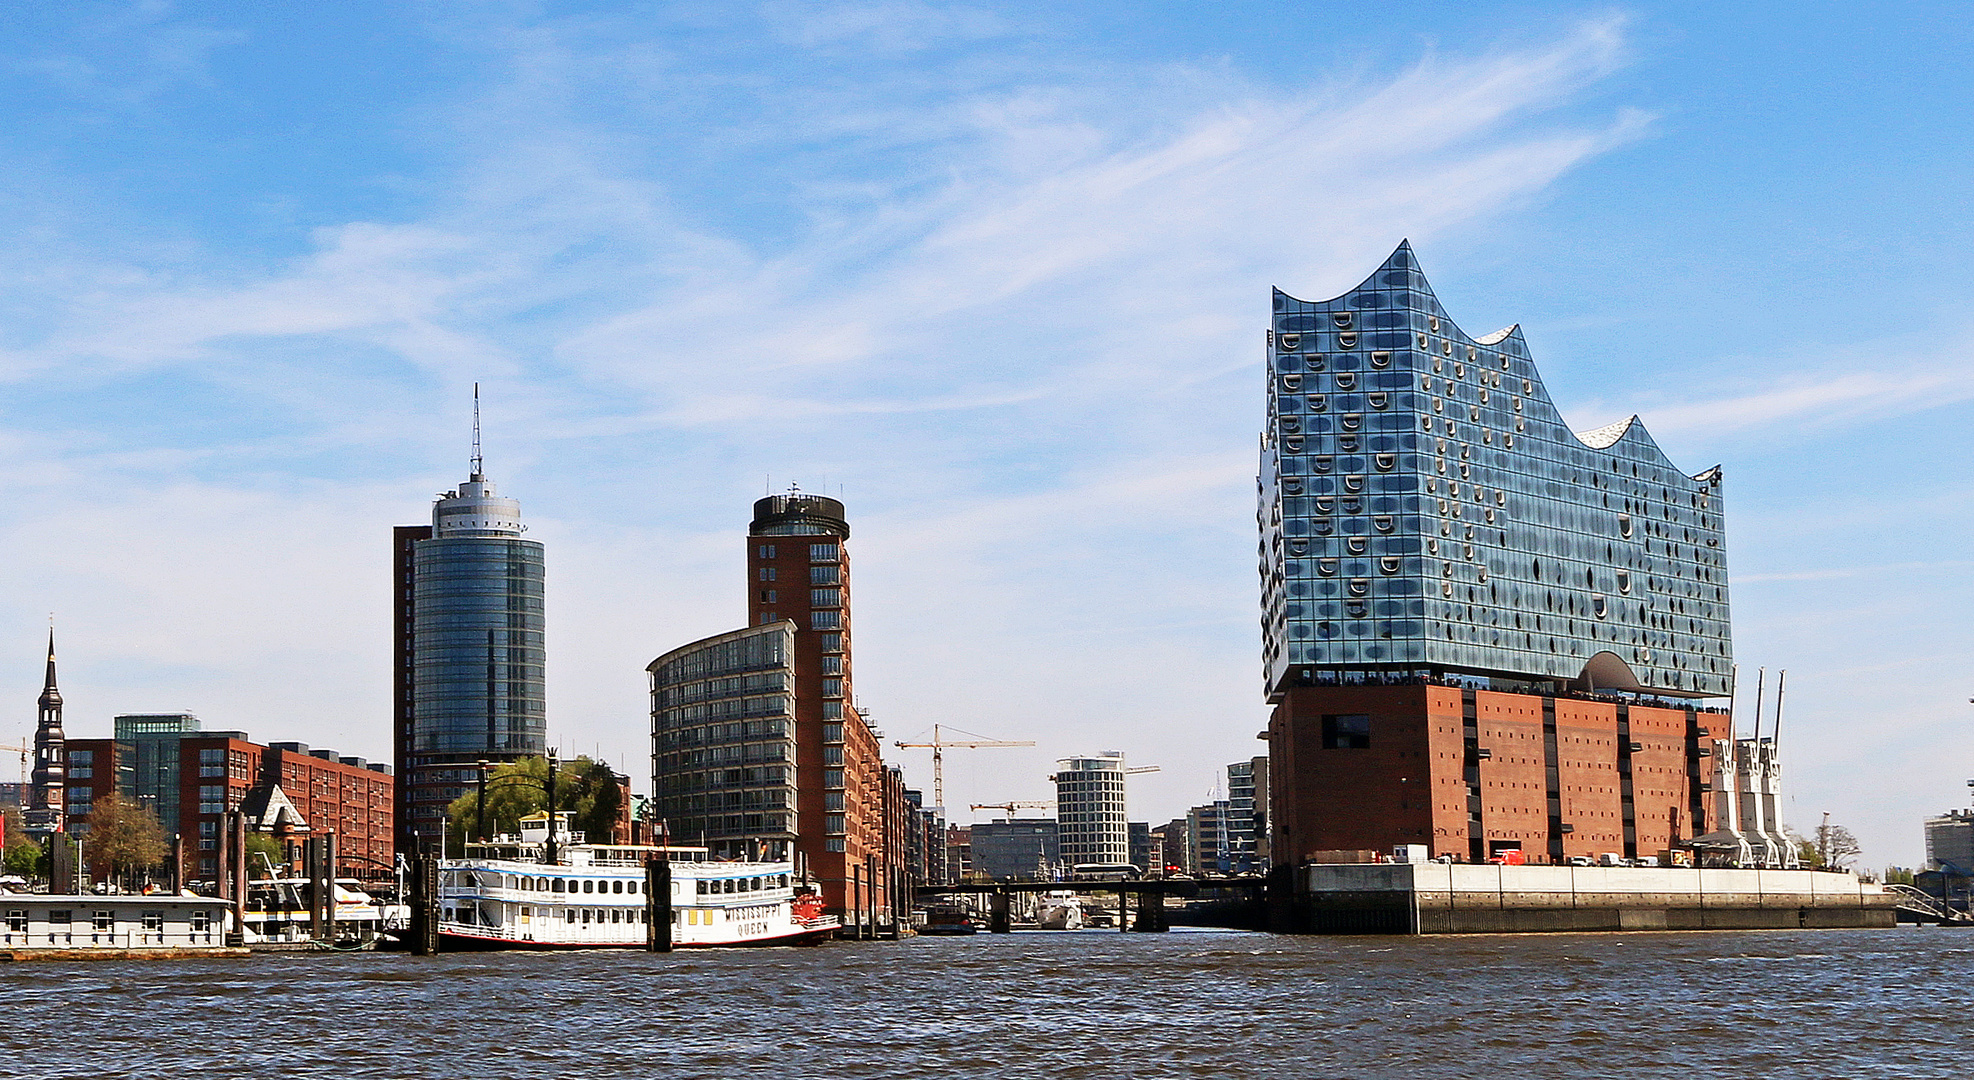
(1036, 894, 1085, 931)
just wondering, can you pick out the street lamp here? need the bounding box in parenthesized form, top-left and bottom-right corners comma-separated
(454, 750, 563, 865)
(475, 759, 491, 844)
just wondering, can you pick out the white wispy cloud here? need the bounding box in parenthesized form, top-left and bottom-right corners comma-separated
(0, 12, 1643, 821)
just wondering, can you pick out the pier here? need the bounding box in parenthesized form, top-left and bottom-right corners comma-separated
(914, 877, 1266, 932)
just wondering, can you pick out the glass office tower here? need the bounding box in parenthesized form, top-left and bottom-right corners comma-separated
(394, 440, 545, 849)
(1259, 242, 1732, 699)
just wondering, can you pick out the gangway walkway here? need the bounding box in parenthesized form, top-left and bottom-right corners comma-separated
(1888, 883, 1971, 925)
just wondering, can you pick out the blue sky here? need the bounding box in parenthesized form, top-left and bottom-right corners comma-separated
(2, 2, 1970, 866)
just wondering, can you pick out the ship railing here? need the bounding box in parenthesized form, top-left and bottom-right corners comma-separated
(1, 929, 225, 949)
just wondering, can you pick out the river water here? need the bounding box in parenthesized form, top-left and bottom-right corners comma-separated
(6, 927, 1964, 1078)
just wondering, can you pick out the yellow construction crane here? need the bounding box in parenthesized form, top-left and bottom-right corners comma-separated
(893, 724, 1034, 809)
(968, 800, 1054, 819)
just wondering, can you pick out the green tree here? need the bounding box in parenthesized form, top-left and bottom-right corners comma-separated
(445, 755, 626, 850)
(2, 805, 43, 879)
(86, 792, 168, 886)
(1815, 819, 1862, 871)
(243, 833, 286, 877)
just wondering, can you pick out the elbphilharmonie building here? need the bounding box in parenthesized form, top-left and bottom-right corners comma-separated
(1259, 241, 1731, 699)
(1260, 244, 1742, 866)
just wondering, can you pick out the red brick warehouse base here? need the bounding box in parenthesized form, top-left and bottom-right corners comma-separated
(1266, 682, 1720, 865)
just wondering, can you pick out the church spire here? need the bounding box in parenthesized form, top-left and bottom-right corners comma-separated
(39, 626, 60, 710)
(26, 624, 67, 834)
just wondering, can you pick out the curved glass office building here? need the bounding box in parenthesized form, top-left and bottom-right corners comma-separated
(394, 454, 545, 847)
(1260, 242, 1731, 699)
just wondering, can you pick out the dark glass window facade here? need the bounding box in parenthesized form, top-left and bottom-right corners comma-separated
(410, 537, 546, 755)
(1260, 244, 1732, 698)
(648, 622, 798, 858)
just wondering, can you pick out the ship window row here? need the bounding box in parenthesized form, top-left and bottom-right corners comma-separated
(696, 875, 790, 895)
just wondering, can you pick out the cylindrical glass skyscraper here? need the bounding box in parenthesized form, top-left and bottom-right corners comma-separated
(412, 476, 545, 755)
(394, 443, 545, 848)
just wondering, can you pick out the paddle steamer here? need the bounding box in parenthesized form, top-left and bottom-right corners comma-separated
(438, 813, 839, 948)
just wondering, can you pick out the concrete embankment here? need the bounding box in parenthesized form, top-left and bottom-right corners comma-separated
(1294, 864, 1898, 934)
(0, 947, 253, 962)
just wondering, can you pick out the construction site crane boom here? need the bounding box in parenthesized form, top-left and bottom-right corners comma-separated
(0, 741, 28, 791)
(893, 723, 1035, 808)
(968, 800, 1054, 818)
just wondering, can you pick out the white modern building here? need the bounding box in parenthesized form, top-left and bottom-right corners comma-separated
(1053, 753, 1130, 866)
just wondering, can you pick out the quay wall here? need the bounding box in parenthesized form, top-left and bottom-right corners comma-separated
(1294, 864, 1898, 934)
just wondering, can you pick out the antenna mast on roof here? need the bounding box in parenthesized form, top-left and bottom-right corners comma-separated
(471, 383, 484, 481)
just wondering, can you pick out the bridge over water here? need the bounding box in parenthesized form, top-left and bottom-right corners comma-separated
(914, 877, 1268, 932)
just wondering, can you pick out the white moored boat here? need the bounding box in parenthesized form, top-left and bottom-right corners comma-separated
(1036, 890, 1085, 930)
(242, 872, 407, 946)
(437, 813, 839, 949)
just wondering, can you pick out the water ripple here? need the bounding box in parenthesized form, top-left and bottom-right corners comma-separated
(3, 927, 1965, 1078)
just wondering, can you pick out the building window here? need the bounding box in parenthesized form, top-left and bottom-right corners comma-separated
(823, 701, 843, 719)
(811, 611, 841, 631)
(817, 633, 843, 653)
(810, 588, 841, 607)
(820, 656, 842, 674)
(200, 748, 225, 778)
(760, 589, 777, 603)
(809, 544, 839, 563)
(758, 545, 777, 559)
(824, 769, 844, 788)
(823, 723, 843, 743)
(199, 785, 225, 814)
(1322, 714, 1371, 750)
(759, 567, 776, 581)
(810, 566, 839, 585)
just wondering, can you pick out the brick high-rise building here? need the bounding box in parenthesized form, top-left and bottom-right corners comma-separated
(651, 492, 894, 922)
(744, 493, 890, 920)
(1260, 244, 1735, 865)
